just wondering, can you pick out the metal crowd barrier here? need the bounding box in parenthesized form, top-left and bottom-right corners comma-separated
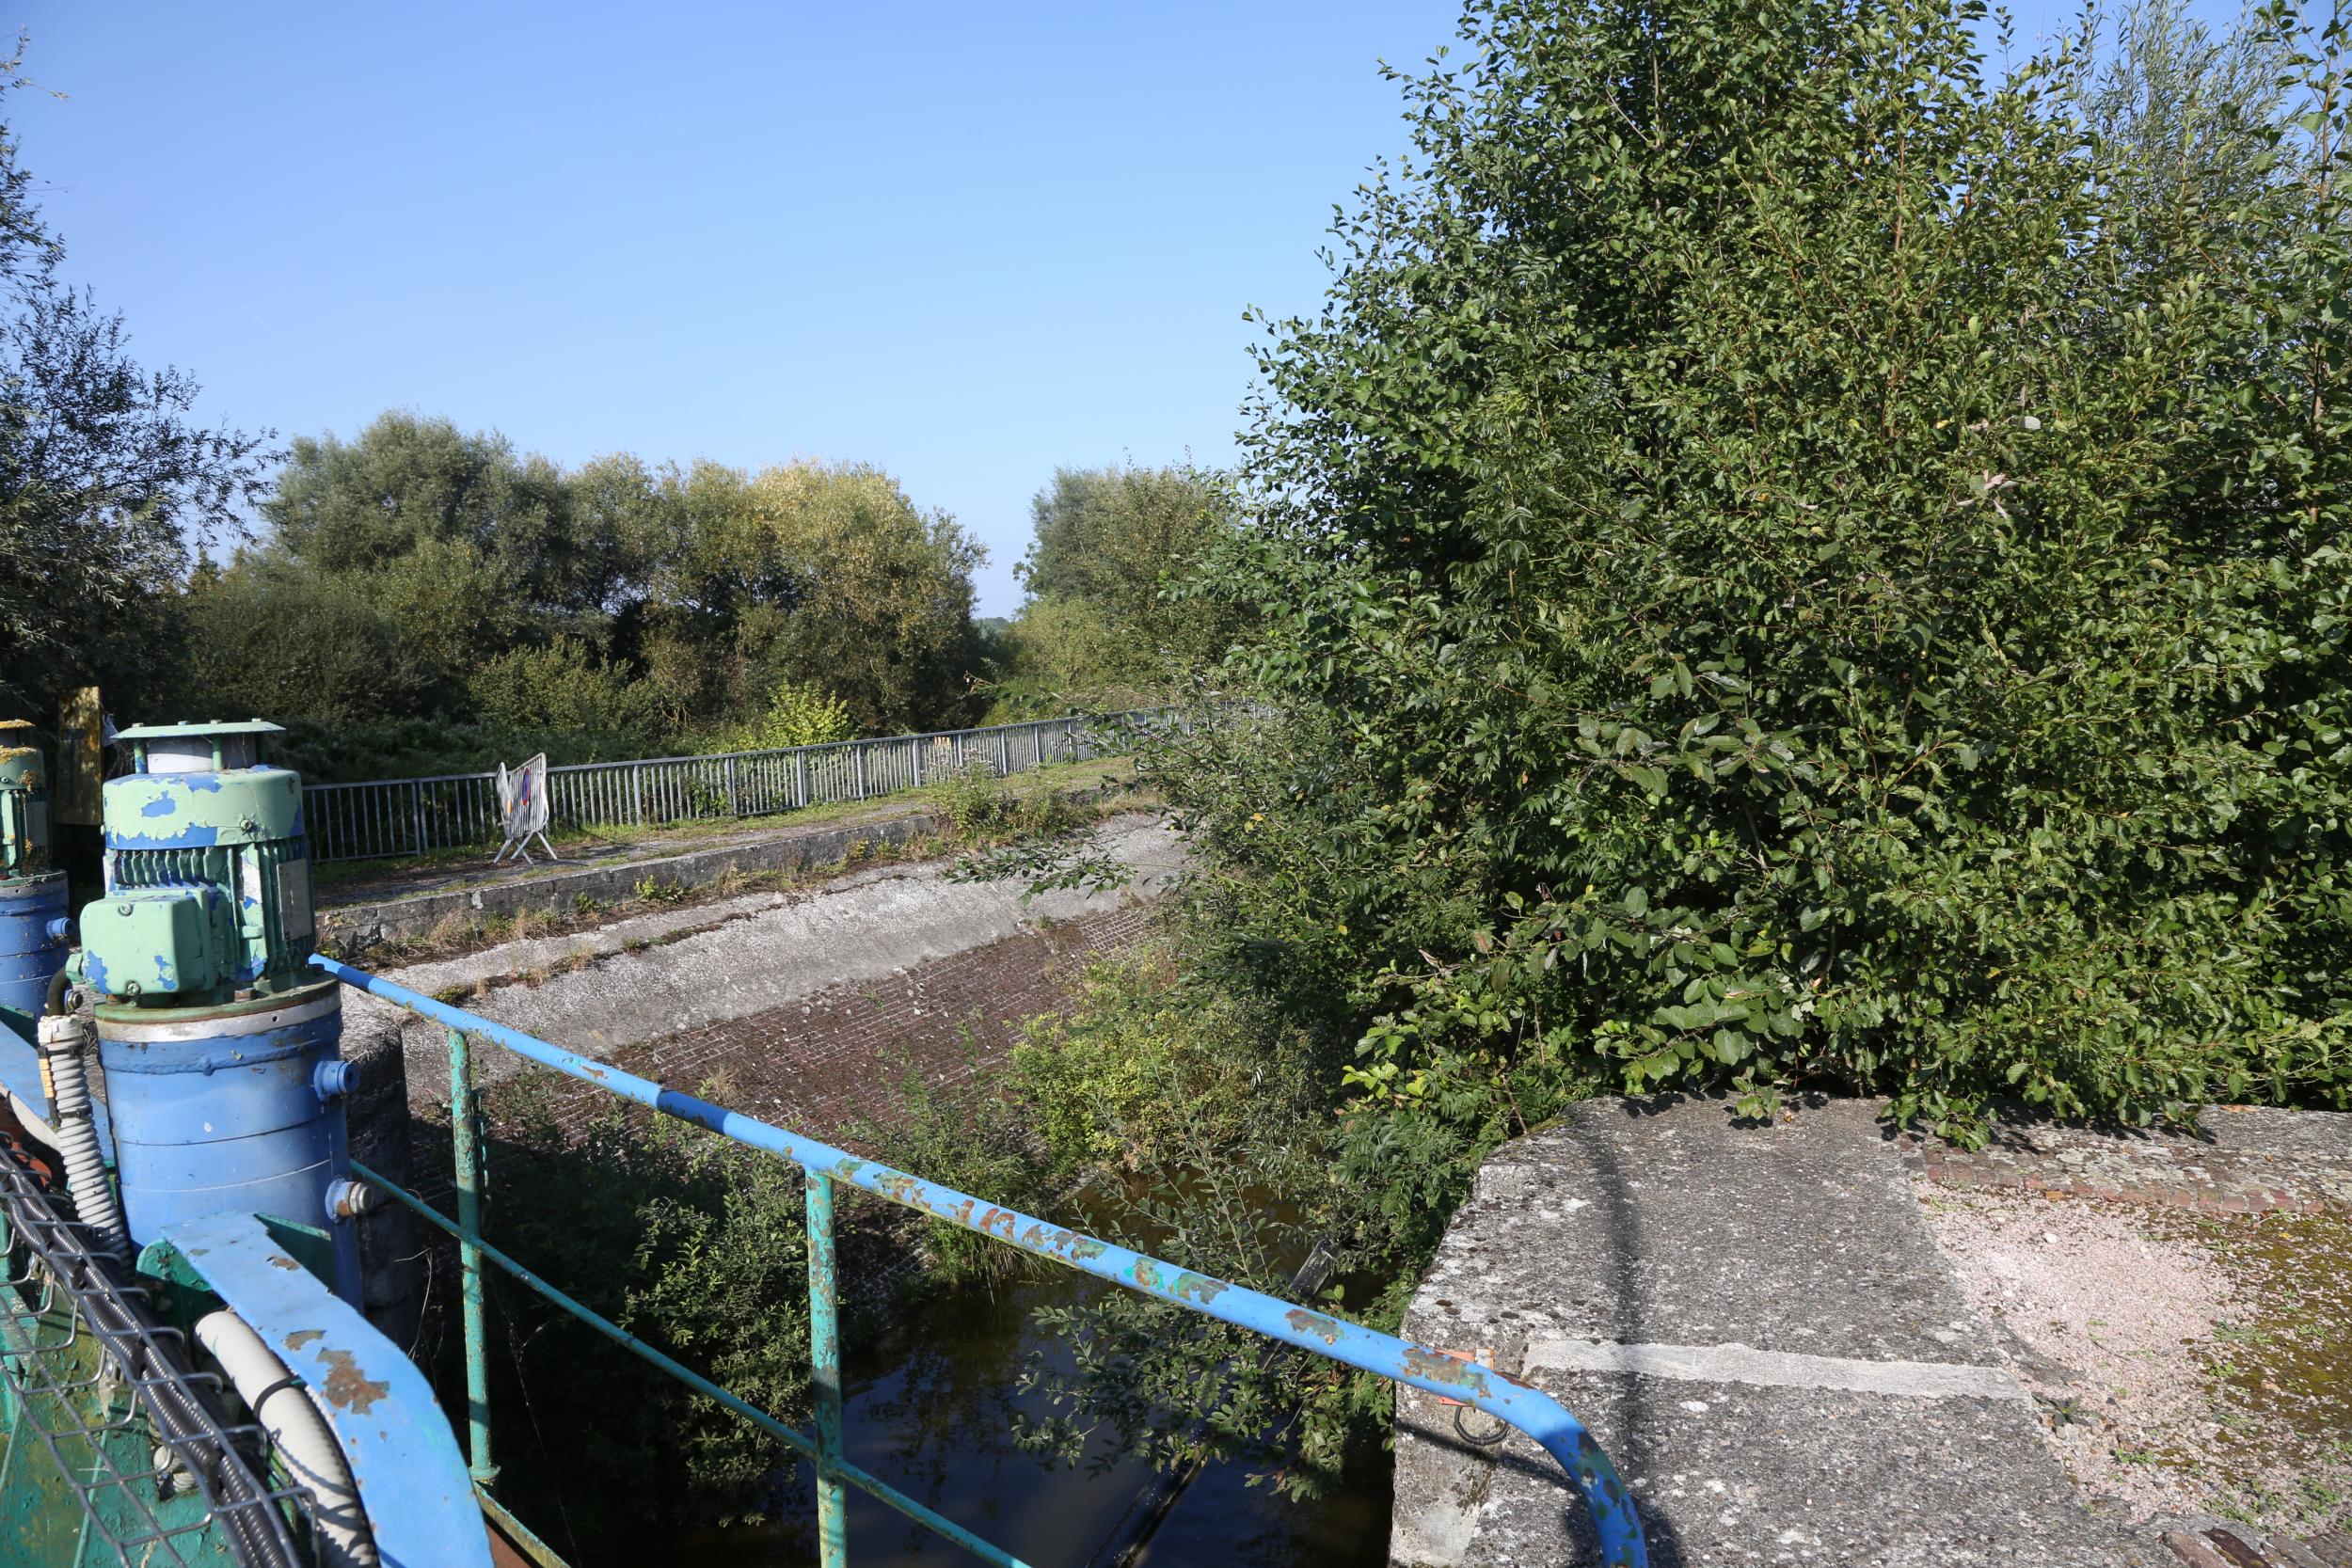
(308, 955, 1648, 1568)
(304, 711, 1175, 863)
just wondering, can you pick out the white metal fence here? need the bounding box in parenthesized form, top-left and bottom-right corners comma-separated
(303, 710, 1170, 863)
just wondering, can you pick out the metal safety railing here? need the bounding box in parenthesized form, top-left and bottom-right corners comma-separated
(309, 955, 1649, 1568)
(304, 711, 1177, 863)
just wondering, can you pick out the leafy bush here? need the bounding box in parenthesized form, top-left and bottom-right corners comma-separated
(1193, 0, 2352, 1140)
(473, 1081, 830, 1544)
(691, 675, 853, 754)
(1004, 952, 1192, 1170)
(468, 637, 664, 745)
(182, 562, 437, 730)
(932, 758, 1007, 841)
(949, 945, 1441, 1500)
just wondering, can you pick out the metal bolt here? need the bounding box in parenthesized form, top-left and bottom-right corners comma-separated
(325, 1178, 374, 1219)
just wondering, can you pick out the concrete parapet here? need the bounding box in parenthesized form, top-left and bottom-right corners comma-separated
(1391, 1095, 2160, 1566)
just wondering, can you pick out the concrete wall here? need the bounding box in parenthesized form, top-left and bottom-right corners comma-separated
(340, 1010, 421, 1352)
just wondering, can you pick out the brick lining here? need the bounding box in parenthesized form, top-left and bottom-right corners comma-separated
(517, 904, 1155, 1143)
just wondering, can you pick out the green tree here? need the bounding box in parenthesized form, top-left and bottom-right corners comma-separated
(260, 413, 622, 698)
(1187, 0, 2352, 1143)
(0, 58, 273, 723)
(181, 557, 434, 729)
(993, 0, 2352, 1508)
(1002, 464, 1243, 705)
(467, 636, 662, 744)
(693, 676, 852, 752)
(639, 458, 987, 735)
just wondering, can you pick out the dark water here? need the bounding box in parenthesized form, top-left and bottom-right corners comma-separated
(667, 1269, 1391, 1567)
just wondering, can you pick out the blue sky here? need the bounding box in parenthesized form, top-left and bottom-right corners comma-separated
(9, 1, 2224, 616)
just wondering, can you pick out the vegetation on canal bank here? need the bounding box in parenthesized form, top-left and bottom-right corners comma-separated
(420, 0, 2352, 1549)
(937, 0, 2352, 1515)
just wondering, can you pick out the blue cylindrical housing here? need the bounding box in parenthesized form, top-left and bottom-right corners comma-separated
(0, 871, 68, 1018)
(94, 980, 358, 1300)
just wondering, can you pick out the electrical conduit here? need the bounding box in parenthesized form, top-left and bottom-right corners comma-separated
(38, 977, 127, 1257)
(195, 1310, 377, 1568)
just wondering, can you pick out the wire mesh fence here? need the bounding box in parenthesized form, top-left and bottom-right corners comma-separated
(0, 1153, 325, 1567)
(303, 709, 1176, 864)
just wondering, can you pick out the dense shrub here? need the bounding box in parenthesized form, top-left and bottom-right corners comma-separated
(982, 465, 1248, 718)
(466, 1084, 823, 1545)
(1186, 0, 2352, 1140)
(689, 675, 853, 754)
(182, 562, 437, 729)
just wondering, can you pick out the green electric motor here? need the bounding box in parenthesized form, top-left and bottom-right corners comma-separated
(74, 721, 318, 1005)
(0, 719, 52, 877)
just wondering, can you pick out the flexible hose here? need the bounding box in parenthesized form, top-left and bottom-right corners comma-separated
(196, 1311, 377, 1568)
(35, 1012, 127, 1257)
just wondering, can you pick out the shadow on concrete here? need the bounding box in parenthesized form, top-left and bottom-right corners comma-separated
(1574, 1099, 1692, 1568)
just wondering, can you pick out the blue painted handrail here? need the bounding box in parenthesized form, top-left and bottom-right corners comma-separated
(312, 953, 1648, 1567)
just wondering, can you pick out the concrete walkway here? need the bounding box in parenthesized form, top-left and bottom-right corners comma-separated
(1392, 1096, 2167, 1567)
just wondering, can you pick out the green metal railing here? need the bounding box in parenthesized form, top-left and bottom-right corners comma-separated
(312, 956, 1649, 1568)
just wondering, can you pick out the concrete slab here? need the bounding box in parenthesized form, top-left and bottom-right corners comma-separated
(1391, 1095, 2162, 1567)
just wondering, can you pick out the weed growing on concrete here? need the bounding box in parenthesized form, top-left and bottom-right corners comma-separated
(631, 875, 687, 905)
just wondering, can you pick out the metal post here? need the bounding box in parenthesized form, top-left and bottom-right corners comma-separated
(449, 1026, 496, 1489)
(725, 755, 740, 818)
(411, 780, 427, 856)
(805, 1171, 847, 1567)
(853, 743, 866, 801)
(796, 750, 808, 809)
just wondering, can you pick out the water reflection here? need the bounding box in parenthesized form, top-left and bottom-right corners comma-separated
(667, 1271, 1387, 1567)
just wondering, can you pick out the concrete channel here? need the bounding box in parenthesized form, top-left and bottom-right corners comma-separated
(339, 812, 1188, 1108)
